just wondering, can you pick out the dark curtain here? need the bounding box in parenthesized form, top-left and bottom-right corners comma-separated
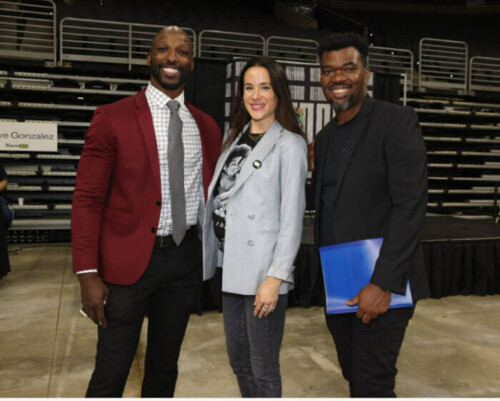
(185, 58, 226, 314)
(288, 243, 325, 307)
(373, 72, 401, 105)
(198, 218, 500, 312)
(184, 58, 227, 132)
(423, 240, 500, 298)
(285, 239, 500, 307)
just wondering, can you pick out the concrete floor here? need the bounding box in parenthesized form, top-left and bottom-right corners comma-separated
(0, 243, 499, 398)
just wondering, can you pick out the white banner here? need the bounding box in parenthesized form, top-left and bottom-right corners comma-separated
(0, 122, 58, 152)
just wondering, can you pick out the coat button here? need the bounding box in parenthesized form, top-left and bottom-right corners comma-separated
(248, 213, 255, 220)
(156, 201, 161, 207)
(248, 240, 254, 246)
(151, 227, 156, 233)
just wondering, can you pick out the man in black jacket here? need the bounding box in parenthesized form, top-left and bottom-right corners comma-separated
(313, 32, 429, 397)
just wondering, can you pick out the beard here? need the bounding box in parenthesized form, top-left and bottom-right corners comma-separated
(330, 94, 355, 112)
(328, 76, 366, 112)
(150, 62, 192, 91)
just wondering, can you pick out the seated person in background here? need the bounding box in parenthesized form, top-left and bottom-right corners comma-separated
(0, 163, 11, 279)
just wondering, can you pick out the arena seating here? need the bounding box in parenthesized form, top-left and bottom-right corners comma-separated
(1, 0, 500, 243)
(0, 65, 148, 241)
(406, 93, 500, 216)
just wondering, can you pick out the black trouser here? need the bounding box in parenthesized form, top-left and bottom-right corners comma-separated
(222, 293, 288, 398)
(325, 306, 415, 397)
(86, 235, 202, 398)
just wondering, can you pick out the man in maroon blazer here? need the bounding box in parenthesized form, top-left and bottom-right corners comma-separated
(71, 26, 221, 397)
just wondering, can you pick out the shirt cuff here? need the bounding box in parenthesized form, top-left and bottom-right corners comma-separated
(76, 269, 98, 275)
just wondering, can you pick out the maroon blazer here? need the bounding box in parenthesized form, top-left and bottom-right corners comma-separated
(71, 89, 222, 285)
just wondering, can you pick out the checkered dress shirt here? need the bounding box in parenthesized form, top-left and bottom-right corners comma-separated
(145, 83, 202, 236)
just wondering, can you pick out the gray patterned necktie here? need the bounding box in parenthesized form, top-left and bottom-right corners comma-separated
(167, 100, 186, 245)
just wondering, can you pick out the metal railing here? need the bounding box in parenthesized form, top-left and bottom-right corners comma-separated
(368, 46, 413, 90)
(60, 18, 195, 70)
(198, 30, 265, 60)
(266, 36, 318, 63)
(419, 38, 468, 93)
(4, 11, 500, 99)
(469, 56, 500, 93)
(0, 0, 56, 65)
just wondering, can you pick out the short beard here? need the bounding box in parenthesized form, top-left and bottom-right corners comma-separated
(150, 64, 192, 91)
(331, 94, 355, 112)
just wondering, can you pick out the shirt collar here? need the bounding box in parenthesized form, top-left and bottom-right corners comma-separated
(146, 82, 186, 110)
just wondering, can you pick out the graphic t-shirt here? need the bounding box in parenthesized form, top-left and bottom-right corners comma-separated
(212, 129, 264, 251)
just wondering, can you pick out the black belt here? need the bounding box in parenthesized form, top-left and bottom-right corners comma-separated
(155, 226, 198, 248)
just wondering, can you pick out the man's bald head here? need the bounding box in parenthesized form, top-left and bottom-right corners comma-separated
(150, 26, 193, 55)
(147, 25, 194, 98)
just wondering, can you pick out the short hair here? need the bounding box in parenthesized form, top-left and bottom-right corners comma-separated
(318, 32, 369, 66)
(227, 144, 250, 161)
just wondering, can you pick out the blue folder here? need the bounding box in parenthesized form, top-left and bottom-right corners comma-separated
(319, 238, 413, 314)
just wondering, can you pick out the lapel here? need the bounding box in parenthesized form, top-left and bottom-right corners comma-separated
(331, 95, 374, 203)
(209, 120, 283, 201)
(134, 89, 161, 192)
(314, 122, 332, 213)
(206, 127, 244, 202)
(230, 120, 283, 196)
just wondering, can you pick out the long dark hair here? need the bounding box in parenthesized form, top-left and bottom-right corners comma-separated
(222, 57, 305, 152)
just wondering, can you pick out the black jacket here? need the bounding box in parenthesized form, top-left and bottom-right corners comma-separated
(313, 95, 430, 301)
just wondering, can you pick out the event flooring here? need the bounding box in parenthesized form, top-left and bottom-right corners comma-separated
(0, 243, 499, 398)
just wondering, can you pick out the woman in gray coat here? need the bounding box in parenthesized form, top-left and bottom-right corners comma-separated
(203, 57, 308, 397)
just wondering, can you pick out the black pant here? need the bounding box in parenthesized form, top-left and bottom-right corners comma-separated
(222, 293, 288, 397)
(325, 306, 415, 397)
(86, 235, 202, 398)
